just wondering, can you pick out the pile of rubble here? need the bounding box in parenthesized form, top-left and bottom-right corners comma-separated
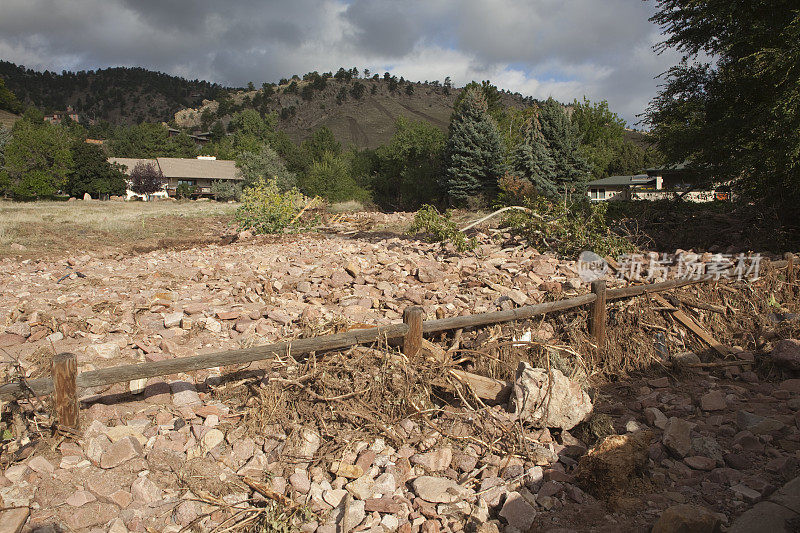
(1, 224, 799, 532)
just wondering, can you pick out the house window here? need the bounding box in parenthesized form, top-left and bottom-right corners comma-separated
(590, 188, 598, 200)
(599, 188, 606, 199)
(178, 180, 195, 187)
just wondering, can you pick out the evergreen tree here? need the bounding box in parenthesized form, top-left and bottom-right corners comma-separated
(510, 117, 557, 196)
(236, 145, 296, 190)
(443, 87, 504, 203)
(539, 98, 591, 195)
(3, 117, 73, 199)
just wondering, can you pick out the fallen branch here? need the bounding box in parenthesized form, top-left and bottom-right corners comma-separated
(460, 206, 534, 232)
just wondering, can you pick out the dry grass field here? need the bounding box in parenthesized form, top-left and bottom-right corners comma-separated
(0, 199, 238, 259)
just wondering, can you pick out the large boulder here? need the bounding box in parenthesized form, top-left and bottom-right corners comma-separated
(652, 504, 722, 533)
(509, 362, 592, 430)
(771, 339, 800, 370)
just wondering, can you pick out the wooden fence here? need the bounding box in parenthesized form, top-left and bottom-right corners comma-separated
(1, 254, 794, 431)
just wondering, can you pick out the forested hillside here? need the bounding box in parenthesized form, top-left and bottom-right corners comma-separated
(0, 61, 226, 124)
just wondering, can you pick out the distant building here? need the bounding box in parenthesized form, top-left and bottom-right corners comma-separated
(167, 127, 211, 145)
(44, 105, 79, 125)
(587, 162, 729, 203)
(108, 156, 241, 199)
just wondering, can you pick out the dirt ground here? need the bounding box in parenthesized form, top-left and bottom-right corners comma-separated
(0, 199, 237, 260)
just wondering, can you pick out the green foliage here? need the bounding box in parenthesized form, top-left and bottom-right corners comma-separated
(175, 183, 196, 199)
(0, 78, 23, 114)
(571, 97, 627, 179)
(503, 196, 635, 258)
(455, 81, 505, 124)
(299, 151, 368, 202)
(210, 180, 242, 201)
(235, 177, 304, 234)
(647, 0, 800, 223)
(236, 145, 296, 190)
(372, 118, 445, 210)
(409, 205, 476, 252)
(3, 117, 73, 199)
(509, 116, 557, 197)
(301, 127, 341, 162)
(108, 122, 170, 157)
(539, 98, 591, 195)
(443, 87, 505, 204)
(67, 141, 127, 197)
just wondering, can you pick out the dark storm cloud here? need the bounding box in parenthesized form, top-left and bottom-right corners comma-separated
(0, 0, 678, 123)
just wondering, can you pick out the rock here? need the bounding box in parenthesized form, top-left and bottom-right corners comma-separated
(412, 476, 472, 503)
(88, 342, 121, 359)
(290, 471, 311, 494)
(663, 418, 693, 458)
(331, 462, 363, 479)
(164, 312, 184, 328)
(0, 333, 25, 347)
(574, 431, 652, 500)
(201, 428, 225, 453)
(478, 477, 507, 507)
(410, 447, 453, 471)
(652, 504, 722, 533)
(416, 267, 443, 283)
(170, 381, 202, 407)
(205, 317, 222, 332)
(509, 362, 592, 430)
(345, 262, 361, 278)
(66, 490, 97, 507)
(338, 495, 366, 533)
(28, 455, 55, 475)
(100, 436, 142, 469)
(771, 339, 800, 370)
(700, 390, 726, 411)
(684, 456, 716, 471)
(731, 483, 761, 503)
(644, 408, 669, 430)
(131, 476, 163, 504)
(83, 192, 92, 200)
(5, 321, 31, 338)
(499, 491, 537, 531)
(345, 475, 376, 500)
(736, 411, 783, 434)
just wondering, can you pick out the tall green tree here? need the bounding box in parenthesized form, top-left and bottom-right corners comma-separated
(647, 0, 800, 220)
(236, 145, 296, 190)
(571, 98, 627, 179)
(373, 117, 445, 210)
(3, 117, 73, 199)
(299, 151, 367, 202)
(510, 116, 557, 196)
(539, 98, 590, 194)
(0, 125, 11, 195)
(443, 87, 505, 203)
(67, 141, 127, 197)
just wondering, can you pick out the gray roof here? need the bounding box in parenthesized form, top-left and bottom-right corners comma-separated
(108, 157, 240, 181)
(157, 157, 239, 180)
(587, 174, 656, 187)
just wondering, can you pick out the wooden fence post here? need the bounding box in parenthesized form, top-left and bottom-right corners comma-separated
(52, 353, 79, 430)
(785, 252, 795, 285)
(403, 306, 424, 358)
(590, 280, 607, 346)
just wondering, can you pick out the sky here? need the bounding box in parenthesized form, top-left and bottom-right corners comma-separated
(0, 0, 680, 125)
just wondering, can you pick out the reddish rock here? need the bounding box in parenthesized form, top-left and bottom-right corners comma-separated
(100, 436, 142, 469)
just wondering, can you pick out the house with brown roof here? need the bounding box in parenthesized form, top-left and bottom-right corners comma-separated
(108, 156, 241, 199)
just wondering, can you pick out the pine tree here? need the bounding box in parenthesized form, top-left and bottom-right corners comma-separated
(539, 98, 590, 195)
(443, 87, 504, 203)
(510, 116, 557, 197)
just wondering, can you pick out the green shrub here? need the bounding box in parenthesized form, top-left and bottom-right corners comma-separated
(235, 177, 305, 234)
(502, 195, 635, 258)
(210, 180, 243, 201)
(409, 205, 476, 252)
(175, 183, 196, 199)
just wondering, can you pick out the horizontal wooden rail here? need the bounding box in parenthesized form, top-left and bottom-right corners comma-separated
(421, 293, 597, 334)
(0, 323, 408, 401)
(1, 256, 793, 403)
